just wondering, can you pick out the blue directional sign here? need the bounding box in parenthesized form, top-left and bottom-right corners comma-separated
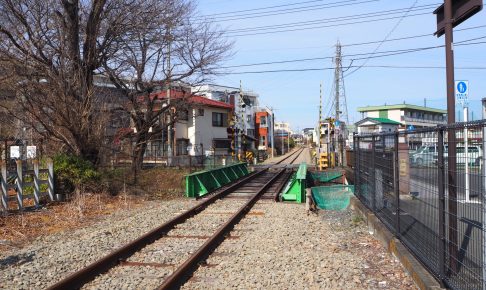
(335, 120, 341, 127)
(455, 80, 469, 105)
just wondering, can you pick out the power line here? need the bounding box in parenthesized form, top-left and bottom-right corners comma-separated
(202, 0, 379, 22)
(202, 0, 362, 17)
(341, 24, 486, 47)
(218, 36, 486, 69)
(225, 4, 437, 33)
(344, 0, 420, 77)
(227, 11, 431, 37)
(219, 65, 486, 75)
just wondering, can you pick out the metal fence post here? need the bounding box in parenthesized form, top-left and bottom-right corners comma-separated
(438, 127, 446, 281)
(394, 132, 400, 237)
(16, 159, 23, 210)
(48, 158, 54, 201)
(355, 134, 360, 195)
(482, 97, 486, 290)
(33, 159, 40, 207)
(371, 135, 376, 210)
(1, 161, 7, 211)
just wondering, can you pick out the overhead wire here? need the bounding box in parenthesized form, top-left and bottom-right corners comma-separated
(201, 0, 379, 22)
(225, 4, 438, 33)
(227, 12, 431, 37)
(202, 0, 359, 17)
(218, 35, 486, 69)
(344, 0, 420, 77)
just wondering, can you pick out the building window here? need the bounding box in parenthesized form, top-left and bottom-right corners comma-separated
(260, 116, 267, 127)
(176, 139, 189, 155)
(198, 108, 204, 116)
(213, 139, 230, 149)
(178, 109, 189, 121)
(260, 135, 266, 146)
(212, 112, 228, 127)
(247, 129, 255, 137)
(247, 114, 252, 123)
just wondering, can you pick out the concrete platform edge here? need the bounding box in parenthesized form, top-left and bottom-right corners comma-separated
(349, 196, 443, 290)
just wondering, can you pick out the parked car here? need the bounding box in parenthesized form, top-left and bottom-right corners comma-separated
(432, 145, 483, 165)
(410, 145, 438, 166)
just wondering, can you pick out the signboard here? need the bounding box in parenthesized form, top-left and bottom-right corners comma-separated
(455, 80, 469, 105)
(10, 146, 20, 159)
(434, 0, 483, 37)
(399, 159, 408, 177)
(26, 146, 37, 159)
(407, 125, 415, 131)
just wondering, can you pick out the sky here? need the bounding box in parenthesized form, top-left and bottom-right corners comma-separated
(196, 0, 486, 132)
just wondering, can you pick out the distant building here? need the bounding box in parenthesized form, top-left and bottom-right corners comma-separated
(192, 84, 260, 152)
(355, 117, 401, 135)
(255, 107, 274, 152)
(275, 122, 293, 135)
(357, 103, 447, 129)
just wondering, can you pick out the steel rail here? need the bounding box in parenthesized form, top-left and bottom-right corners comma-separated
(158, 168, 286, 289)
(288, 147, 305, 165)
(46, 168, 269, 290)
(273, 169, 294, 202)
(274, 147, 305, 165)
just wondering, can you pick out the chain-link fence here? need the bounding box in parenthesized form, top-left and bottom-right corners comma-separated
(354, 120, 486, 290)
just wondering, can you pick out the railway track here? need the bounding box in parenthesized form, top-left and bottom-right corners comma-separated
(48, 148, 306, 290)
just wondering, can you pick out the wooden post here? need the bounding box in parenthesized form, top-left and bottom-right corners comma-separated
(33, 159, 40, 207)
(16, 159, 23, 210)
(1, 161, 7, 211)
(47, 158, 55, 201)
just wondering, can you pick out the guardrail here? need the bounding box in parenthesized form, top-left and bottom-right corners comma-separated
(185, 163, 249, 198)
(281, 162, 307, 203)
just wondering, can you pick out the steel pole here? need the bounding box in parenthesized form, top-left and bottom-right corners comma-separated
(444, 0, 458, 273)
(482, 97, 486, 290)
(464, 106, 470, 202)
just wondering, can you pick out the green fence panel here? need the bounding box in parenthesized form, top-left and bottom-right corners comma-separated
(281, 163, 307, 203)
(185, 163, 249, 198)
(309, 171, 343, 183)
(311, 185, 355, 210)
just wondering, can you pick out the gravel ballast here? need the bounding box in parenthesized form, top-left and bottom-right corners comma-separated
(0, 199, 194, 289)
(183, 201, 416, 290)
(1, 197, 416, 289)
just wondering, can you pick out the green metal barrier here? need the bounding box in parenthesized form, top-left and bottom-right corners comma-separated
(281, 163, 307, 203)
(185, 163, 249, 198)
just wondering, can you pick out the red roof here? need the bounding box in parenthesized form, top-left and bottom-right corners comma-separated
(187, 96, 233, 110)
(150, 90, 233, 110)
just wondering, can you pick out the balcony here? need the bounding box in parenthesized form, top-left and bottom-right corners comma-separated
(402, 116, 446, 125)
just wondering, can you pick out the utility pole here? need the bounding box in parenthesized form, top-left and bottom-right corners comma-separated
(166, 26, 172, 166)
(444, 0, 458, 273)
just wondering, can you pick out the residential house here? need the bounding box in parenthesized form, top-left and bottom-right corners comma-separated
(192, 84, 260, 153)
(355, 117, 401, 135)
(356, 103, 447, 148)
(255, 107, 274, 152)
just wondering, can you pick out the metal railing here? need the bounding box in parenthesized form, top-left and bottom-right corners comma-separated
(353, 119, 486, 290)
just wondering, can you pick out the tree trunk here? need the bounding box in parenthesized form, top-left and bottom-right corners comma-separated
(131, 136, 148, 184)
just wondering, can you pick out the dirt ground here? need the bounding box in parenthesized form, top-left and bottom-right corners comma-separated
(0, 167, 189, 253)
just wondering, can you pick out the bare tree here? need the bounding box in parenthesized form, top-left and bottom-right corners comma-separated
(102, 0, 232, 173)
(0, 0, 146, 164)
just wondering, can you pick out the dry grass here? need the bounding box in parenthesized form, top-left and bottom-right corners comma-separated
(0, 167, 191, 253)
